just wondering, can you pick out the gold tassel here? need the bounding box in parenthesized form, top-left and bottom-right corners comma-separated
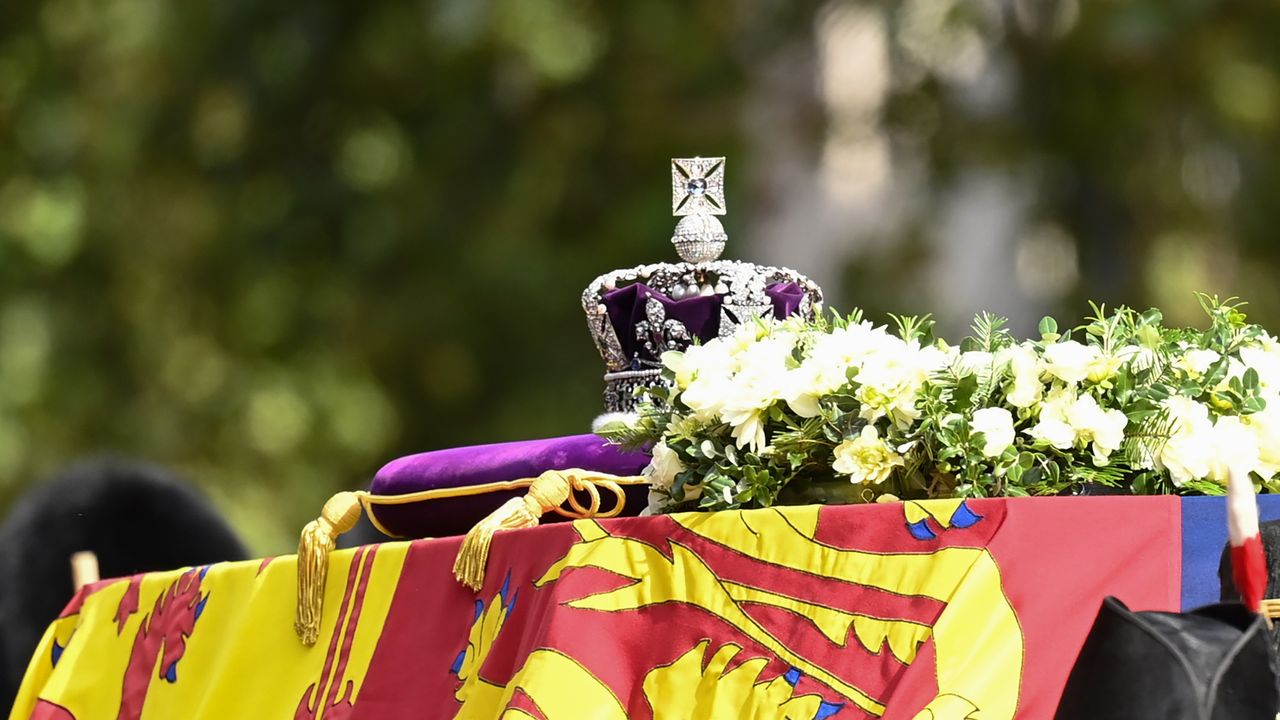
(295, 491, 364, 646)
(452, 470, 575, 591)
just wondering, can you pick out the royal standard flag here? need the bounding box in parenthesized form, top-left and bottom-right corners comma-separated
(13, 495, 1280, 720)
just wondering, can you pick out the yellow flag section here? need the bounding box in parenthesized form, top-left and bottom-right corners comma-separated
(447, 502, 1024, 719)
(10, 543, 406, 720)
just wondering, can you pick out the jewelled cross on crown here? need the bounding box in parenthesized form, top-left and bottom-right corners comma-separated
(670, 157, 728, 263)
(672, 157, 726, 216)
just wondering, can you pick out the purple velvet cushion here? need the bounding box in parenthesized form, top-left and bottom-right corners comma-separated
(368, 434, 652, 539)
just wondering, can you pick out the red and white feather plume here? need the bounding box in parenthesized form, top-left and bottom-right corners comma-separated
(1226, 466, 1267, 613)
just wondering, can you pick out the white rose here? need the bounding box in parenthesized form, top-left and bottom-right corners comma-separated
(914, 342, 950, 374)
(1042, 340, 1101, 384)
(643, 441, 686, 491)
(971, 407, 1016, 458)
(806, 325, 867, 372)
(1029, 417, 1075, 450)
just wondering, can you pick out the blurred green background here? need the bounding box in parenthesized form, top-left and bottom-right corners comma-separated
(1, 0, 1278, 553)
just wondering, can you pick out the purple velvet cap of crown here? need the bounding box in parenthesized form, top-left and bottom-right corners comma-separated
(601, 283, 723, 366)
(602, 281, 808, 367)
(765, 282, 805, 319)
(368, 434, 652, 539)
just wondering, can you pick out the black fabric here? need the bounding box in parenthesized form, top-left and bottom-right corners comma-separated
(1219, 519, 1280, 603)
(0, 457, 247, 710)
(1219, 518, 1280, 695)
(1055, 597, 1278, 719)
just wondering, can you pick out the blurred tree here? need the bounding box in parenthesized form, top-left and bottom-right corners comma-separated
(4, 0, 1280, 554)
(0, 0, 821, 551)
(844, 0, 1280, 333)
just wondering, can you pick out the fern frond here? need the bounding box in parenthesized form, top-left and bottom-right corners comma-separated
(1069, 461, 1128, 487)
(890, 313, 935, 343)
(1122, 407, 1175, 469)
(968, 312, 1011, 353)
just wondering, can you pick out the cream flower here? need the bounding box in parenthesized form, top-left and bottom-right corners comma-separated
(643, 441, 686, 491)
(1206, 415, 1260, 484)
(783, 327, 887, 419)
(640, 489, 666, 516)
(1240, 343, 1280, 393)
(1024, 389, 1126, 463)
(955, 351, 1001, 381)
(832, 425, 904, 485)
(1245, 401, 1280, 480)
(1027, 387, 1078, 449)
(715, 336, 796, 451)
(806, 322, 882, 371)
(1064, 394, 1128, 464)
(1174, 348, 1220, 378)
(722, 405, 767, 452)
(855, 339, 943, 429)
(971, 407, 1016, 458)
(1085, 353, 1125, 384)
(662, 349, 697, 389)
(681, 374, 732, 422)
(1158, 396, 1215, 486)
(1042, 340, 1101, 384)
(663, 340, 736, 389)
(784, 361, 829, 418)
(998, 343, 1044, 409)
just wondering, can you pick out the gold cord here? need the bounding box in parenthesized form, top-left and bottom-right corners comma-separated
(452, 470, 637, 591)
(295, 491, 363, 646)
(293, 470, 644, 644)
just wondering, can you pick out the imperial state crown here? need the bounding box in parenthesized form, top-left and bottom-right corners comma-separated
(583, 157, 824, 412)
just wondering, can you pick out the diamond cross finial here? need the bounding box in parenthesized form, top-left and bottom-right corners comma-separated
(672, 157, 726, 216)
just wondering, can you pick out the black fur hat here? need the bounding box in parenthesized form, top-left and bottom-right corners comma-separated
(1055, 596, 1278, 719)
(0, 457, 247, 709)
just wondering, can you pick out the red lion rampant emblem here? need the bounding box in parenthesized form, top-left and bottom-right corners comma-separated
(116, 567, 209, 720)
(31, 568, 209, 720)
